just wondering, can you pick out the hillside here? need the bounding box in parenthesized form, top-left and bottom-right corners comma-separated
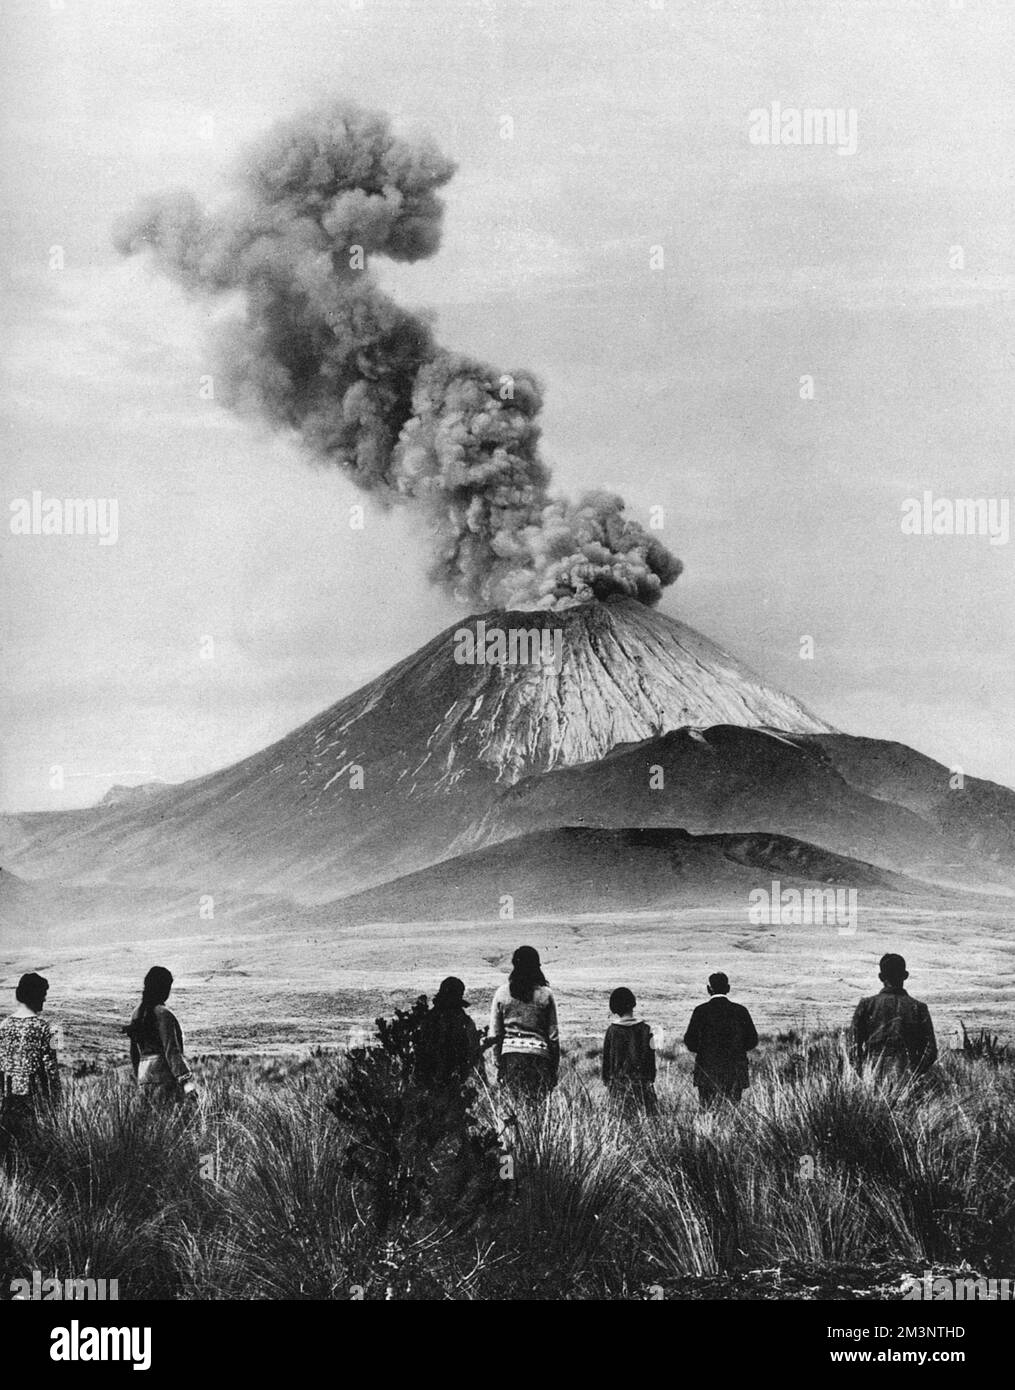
(329, 826, 925, 924)
(0, 599, 833, 901)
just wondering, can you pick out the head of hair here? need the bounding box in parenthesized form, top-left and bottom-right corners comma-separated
(15, 972, 49, 1012)
(124, 966, 174, 1042)
(142, 966, 173, 1008)
(708, 972, 730, 996)
(609, 987, 636, 1016)
(878, 953, 908, 987)
(433, 976, 467, 1010)
(508, 945, 547, 1003)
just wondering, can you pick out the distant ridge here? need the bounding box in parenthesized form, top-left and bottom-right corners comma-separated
(0, 599, 831, 899)
(1, 600, 1011, 906)
(99, 781, 173, 808)
(328, 826, 927, 925)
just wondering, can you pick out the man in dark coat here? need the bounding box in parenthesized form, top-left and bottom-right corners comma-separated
(851, 953, 937, 1078)
(683, 972, 758, 1106)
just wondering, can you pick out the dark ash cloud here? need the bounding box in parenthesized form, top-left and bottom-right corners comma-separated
(115, 100, 682, 608)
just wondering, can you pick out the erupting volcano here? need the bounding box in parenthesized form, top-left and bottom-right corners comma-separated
(4, 96, 1011, 955)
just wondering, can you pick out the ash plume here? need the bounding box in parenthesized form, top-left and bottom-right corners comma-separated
(114, 100, 682, 608)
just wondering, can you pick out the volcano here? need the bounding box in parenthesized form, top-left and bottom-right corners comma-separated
(2, 598, 1012, 905)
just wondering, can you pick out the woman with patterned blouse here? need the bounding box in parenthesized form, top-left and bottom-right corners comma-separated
(489, 946, 560, 1102)
(0, 972, 61, 1107)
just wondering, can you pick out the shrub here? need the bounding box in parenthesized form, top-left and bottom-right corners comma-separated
(0, 1030, 1011, 1299)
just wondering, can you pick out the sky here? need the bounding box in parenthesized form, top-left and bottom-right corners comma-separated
(1, 0, 1013, 811)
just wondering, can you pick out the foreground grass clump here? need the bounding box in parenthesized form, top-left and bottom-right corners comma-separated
(1, 1031, 1012, 1300)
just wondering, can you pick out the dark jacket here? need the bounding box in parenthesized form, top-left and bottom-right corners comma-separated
(851, 987, 937, 1075)
(684, 997, 758, 1092)
(415, 1005, 482, 1089)
(602, 1019, 656, 1088)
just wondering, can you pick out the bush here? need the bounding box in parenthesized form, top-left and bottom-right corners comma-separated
(0, 1030, 1011, 1299)
(325, 997, 505, 1248)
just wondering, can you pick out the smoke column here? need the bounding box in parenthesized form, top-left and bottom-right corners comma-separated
(115, 100, 682, 609)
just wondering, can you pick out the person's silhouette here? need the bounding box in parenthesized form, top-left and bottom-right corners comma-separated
(415, 977, 482, 1091)
(125, 967, 197, 1102)
(851, 953, 937, 1078)
(0, 972, 61, 1129)
(489, 947, 559, 1102)
(683, 972, 758, 1106)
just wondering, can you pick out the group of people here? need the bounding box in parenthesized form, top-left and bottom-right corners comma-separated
(0, 948, 938, 1120)
(0, 965, 195, 1123)
(416, 948, 760, 1113)
(410, 946, 938, 1114)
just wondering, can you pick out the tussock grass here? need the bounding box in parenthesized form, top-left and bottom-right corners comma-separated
(1, 1036, 1012, 1299)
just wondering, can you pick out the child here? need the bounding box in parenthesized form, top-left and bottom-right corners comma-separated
(602, 987, 657, 1115)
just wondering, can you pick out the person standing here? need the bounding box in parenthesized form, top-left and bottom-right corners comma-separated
(683, 972, 758, 1107)
(0, 973, 61, 1124)
(602, 987, 657, 1115)
(415, 976, 483, 1091)
(851, 953, 937, 1078)
(489, 946, 559, 1102)
(125, 967, 197, 1102)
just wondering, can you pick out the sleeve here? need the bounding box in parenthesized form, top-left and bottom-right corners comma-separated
(741, 1008, 759, 1052)
(684, 1006, 702, 1053)
(466, 1016, 482, 1070)
(602, 1029, 613, 1084)
(544, 991, 559, 1044)
(489, 988, 505, 1055)
(157, 1010, 193, 1084)
(40, 1021, 61, 1098)
(645, 1028, 657, 1082)
(918, 1005, 938, 1072)
(545, 992, 560, 1079)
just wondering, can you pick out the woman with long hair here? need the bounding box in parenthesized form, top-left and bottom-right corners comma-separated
(488, 946, 559, 1101)
(124, 967, 197, 1101)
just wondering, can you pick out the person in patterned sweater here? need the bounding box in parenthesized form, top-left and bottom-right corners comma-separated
(489, 946, 560, 1102)
(0, 973, 61, 1115)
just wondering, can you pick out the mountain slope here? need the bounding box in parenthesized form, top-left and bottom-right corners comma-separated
(329, 826, 927, 925)
(2, 600, 1010, 906)
(0, 864, 302, 947)
(0, 599, 832, 900)
(464, 725, 1015, 892)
